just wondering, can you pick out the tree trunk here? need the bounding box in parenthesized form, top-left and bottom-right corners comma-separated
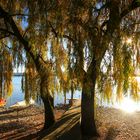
(81, 59, 99, 138)
(25, 72, 30, 103)
(64, 92, 66, 105)
(49, 92, 54, 108)
(70, 84, 74, 106)
(40, 76, 55, 129)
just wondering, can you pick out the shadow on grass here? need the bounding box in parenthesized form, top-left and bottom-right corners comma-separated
(57, 121, 81, 140)
(38, 111, 80, 139)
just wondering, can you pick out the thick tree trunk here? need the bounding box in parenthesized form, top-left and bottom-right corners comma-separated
(49, 93, 54, 108)
(81, 60, 99, 138)
(40, 76, 55, 129)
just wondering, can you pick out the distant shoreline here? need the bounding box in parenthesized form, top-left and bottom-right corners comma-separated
(13, 73, 24, 76)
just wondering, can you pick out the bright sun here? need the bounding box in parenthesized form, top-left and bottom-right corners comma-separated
(114, 76, 140, 113)
(114, 96, 140, 113)
(126, 38, 132, 44)
(119, 98, 137, 113)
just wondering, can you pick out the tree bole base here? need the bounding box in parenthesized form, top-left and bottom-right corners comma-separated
(43, 121, 55, 130)
(81, 125, 99, 139)
(81, 129, 100, 140)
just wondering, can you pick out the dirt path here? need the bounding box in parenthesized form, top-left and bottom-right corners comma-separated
(39, 104, 81, 140)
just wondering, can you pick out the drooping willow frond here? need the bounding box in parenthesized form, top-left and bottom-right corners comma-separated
(0, 47, 13, 98)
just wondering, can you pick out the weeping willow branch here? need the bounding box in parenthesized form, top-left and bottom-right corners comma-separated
(48, 21, 58, 37)
(63, 34, 75, 42)
(49, 21, 75, 42)
(0, 5, 37, 64)
(121, 0, 140, 18)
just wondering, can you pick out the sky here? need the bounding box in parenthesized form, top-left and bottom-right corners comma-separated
(13, 64, 25, 73)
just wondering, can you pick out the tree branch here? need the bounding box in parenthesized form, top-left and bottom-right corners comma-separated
(48, 21, 58, 37)
(121, 0, 140, 18)
(23, 28, 29, 37)
(63, 34, 75, 42)
(0, 5, 36, 63)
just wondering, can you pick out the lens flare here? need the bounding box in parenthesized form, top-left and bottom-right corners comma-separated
(126, 38, 132, 44)
(115, 97, 140, 113)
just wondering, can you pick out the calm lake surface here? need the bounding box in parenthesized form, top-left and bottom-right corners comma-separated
(6, 76, 81, 107)
(6, 77, 140, 112)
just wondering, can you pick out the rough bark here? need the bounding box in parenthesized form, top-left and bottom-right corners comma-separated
(49, 92, 54, 108)
(81, 59, 99, 138)
(40, 74, 55, 129)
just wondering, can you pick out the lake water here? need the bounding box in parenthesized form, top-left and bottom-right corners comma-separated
(6, 76, 81, 107)
(7, 76, 140, 112)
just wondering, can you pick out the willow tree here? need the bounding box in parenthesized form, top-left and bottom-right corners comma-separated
(0, 45, 13, 99)
(53, 0, 140, 138)
(0, 0, 73, 129)
(0, 1, 57, 129)
(1, 0, 140, 138)
(78, 0, 140, 137)
(21, 57, 39, 104)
